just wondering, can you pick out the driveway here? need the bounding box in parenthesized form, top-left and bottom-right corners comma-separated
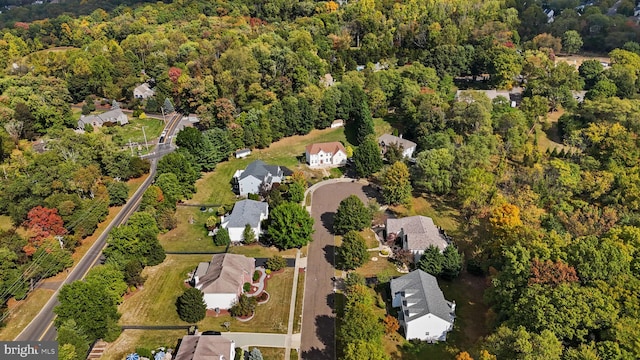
(300, 182, 369, 359)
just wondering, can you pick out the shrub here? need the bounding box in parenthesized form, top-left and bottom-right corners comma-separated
(265, 269, 271, 275)
(230, 294, 257, 317)
(248, 193, 260, 200)
(253, 270, 261, 282)
(266, 255, 287, 271)
(133, 109, 143, 117)
(214, 228, 230, 246)
(136, 348, 152, 358)
(243, 282, 251, 292)
(257, 292, 268, 302)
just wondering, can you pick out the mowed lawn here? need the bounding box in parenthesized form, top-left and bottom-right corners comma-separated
(158, 207, 224, 253)
(101, 329, 185, 360)
(118, 255, 295, 334)
(189, 126, 349, 205)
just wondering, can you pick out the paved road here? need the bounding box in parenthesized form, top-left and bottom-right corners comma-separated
(300, 182, 368, 359)
(15, 112, 183, 341)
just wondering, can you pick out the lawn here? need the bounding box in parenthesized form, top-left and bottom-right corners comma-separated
(101, 329, 185, 360)
(290, 349, 299, 360)
(228, 244, 298, 259)
(189, 126, 348, 205)
(199, 268, 294, 334)
(118, 256, 295, 334)
(390, 194, 462, 238)
(252, 347, 285, 360)
(0, 288, 54, 341)
(99, 117, 165, 148)
(355, 256, 402, 279)
(536, 109, 571, 153)
(158, 207, 224, 253)
(293, 272, 305, 333)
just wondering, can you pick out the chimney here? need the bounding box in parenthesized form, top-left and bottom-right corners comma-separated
(451, 300, 456, 313)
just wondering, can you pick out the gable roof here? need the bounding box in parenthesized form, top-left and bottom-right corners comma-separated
(134, 83, 155, 97)
(223, 199, 268, 228)
(305, 142, 346, 155)
(197, 253, 255, 294)
(378, 134, 416, 151)
(390, 270, 454, 323)
(79, 108, 128, 128)
(386, 216, 448, 252)
(174, 335, 233, 360)
(238, 160, 281, 181)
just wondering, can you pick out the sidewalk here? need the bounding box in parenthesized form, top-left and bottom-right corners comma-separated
(284, 249, 302, 359)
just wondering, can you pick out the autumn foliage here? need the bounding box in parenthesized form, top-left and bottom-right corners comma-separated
(383, 314, 400, 334)
(455, 352, 474, 360)
(529, 259, 579, 286)
(489, 203, 522, 232)
(22, 206, 66, 254)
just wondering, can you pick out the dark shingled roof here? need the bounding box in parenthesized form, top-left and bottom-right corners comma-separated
(239, 160, 281, 181)
(390, 270, 455, 323)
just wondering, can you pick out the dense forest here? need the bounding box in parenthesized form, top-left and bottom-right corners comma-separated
(0, 0, 639, 358)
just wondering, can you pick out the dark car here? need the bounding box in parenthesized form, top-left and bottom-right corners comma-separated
(201, 331, 221, 335)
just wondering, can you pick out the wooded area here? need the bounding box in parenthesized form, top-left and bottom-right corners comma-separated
(0, 0, 639, 358)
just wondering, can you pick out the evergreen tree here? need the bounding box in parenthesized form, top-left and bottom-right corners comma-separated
(215, 228, 231, 246)
(248, 348, 264, 360)
(243, 224, 256, 244)
(176, 288, 207, 323)
(418, 245, 445, 276)
(353, 136, 383, 178)
(441, 246, 463, 279)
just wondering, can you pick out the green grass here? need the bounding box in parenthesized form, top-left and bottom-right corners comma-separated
(118, 256, 295, 334)
(228, 245, 298, 259)
(361, 228, 380, 249)
(101, 329, 185, 360)
(99, 116, 165, 149)
(293, 272, 305, 333)
(190, 126, 348, 205)
(158, 207, 225, 253)
(390, 194, 462, 237)
(355, 255, 402, 279)
(199, 268, 295, 333)
(290, 349, 299, 360)
(255, 347, 286, 360)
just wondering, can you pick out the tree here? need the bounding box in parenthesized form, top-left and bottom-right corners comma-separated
(267, 203, 314, 249)
(441, 246, 463, 279)
(107, 182, 129, 206)
(417, 246, 444, 276)
(455, 352, 474, 360)
(230, 294, 257, 317)
(339, 302, 384, 345)
(266, 255, 287, 271)
(562, 30, 583, 55)
(22, 206, 67, 251)
(411, 149, 454, 195)
(380, 161, 412, 205)
(337, 231, 369, 270)
(342, 340, 390, 360)
(57, 319, 90, 360)
(85, 265, 127, 304)
(215, 228, 231, 246)
(482, 326, 562, 360)
(162, 98, 174, 113)
(334, 195, 372, 235)
(383, 314, 400, 334)
(54, 281, 121, 342)
(248, 348, 263, 360)
(243, 224, 256, 244)
(353, 136, 383, 178)
(176, 288, 206, 323)
(288, 181, 305, 203)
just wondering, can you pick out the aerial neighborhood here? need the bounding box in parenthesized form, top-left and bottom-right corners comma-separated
(1, 0, 639, 360)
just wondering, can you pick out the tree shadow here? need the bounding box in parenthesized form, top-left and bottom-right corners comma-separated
(362, 185, 384, 203)
(323, 244, 336, 266)
(320, 211, 335, 233)
(300, 315, 336, 360)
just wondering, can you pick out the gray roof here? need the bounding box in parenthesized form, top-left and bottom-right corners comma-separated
(78, 108, 128, 128)
(174, 335, 234, 360)
(223, 199, 268, 228)
(390, 270, 454, 323)
(239, 160, 281, 181)
(197, 253, 255, 294)
(386, 216, 448, 252)
(378, 134, 416, 151)
(195, 262, 209, 278)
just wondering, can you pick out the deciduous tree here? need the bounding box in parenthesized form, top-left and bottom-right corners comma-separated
(267, 203, 314, 249)
(380, 161, 412, 205)
(337, 231, 369, 270)
(334, 195, 372, 235)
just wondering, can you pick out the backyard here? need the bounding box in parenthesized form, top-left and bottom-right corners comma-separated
(100, 329, 185, 360)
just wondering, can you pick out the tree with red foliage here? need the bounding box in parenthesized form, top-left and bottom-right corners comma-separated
(529, 258, 579, 286)
(22, 206, 66, 254)
(383, 314, 400, 334)
(168, 67, 182, 84)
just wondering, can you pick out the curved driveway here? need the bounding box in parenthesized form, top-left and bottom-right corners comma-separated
(300, 181, 369, 359)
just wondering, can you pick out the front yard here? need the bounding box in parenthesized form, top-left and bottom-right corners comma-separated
(117, 255, 295, 333)
(101, 329, 185, 360)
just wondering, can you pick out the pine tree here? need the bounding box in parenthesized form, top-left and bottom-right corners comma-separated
(176, 288, 207, 323)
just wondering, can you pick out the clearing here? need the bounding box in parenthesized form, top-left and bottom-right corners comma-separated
(555, 54, 610, 68)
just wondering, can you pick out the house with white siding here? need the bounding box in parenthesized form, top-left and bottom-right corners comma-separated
(378, 134, 417, 159)
(191, 253, 255, 310)
(390, 270, 456, 342)
(232, 160, 283, 197)
(305, 142, 347, 167)
(220, 199, 268, 242)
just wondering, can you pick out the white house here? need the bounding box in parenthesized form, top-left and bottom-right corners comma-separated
(133, 83, 155, 99)
(220, 199, 268, 242)
(77, 109, 128, 129)
(378, 134, 417, 159)
(305, 142, 347, 167)
(182, 113, 200, 123)
(232, 160, 284, 196)
(174, 334, 236, 360)
(191, 253, 255, 310)
(390, 270, 456, 342)
(386, 216, 449, 262)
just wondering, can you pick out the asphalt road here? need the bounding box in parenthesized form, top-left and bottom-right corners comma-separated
(14, 112, 183, 341)
(300, 182, 368, 359)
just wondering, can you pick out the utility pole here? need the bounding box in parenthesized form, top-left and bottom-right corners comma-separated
(142, 126, 149, 151)
(161, 106, 166, 124)
(129, 139, 134, 156)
